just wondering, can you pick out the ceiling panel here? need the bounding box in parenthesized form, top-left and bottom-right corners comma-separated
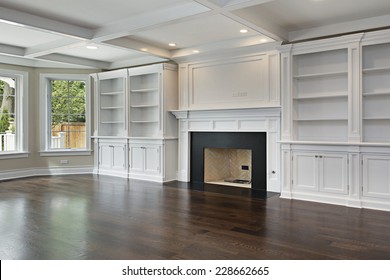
(234, 0, 390, 31)
(0, 0, 195, 28)
(0, 22, 65, 48)
(129, 14, 266, 50)
(57, 43, 145, 62)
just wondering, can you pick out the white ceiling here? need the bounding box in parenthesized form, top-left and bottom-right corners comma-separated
(1, 0, 390, 69)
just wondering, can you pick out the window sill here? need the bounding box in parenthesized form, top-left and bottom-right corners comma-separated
(0, 152, 30, 160)
(40, 149, 93, 157)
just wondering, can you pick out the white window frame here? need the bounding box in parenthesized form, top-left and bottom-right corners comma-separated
(0, 69, 29, 159)
(40, 73, 91, 156)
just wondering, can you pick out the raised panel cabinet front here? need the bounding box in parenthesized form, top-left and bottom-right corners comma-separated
(144, 145, 161, 175)
(319, 153, 348, 194)
(99, 144, 112, 169)
(111, 144, 126, 171)
(129, 145, 145, 173)
(292, 152, 318, 191)
(363, 155, 390, 199)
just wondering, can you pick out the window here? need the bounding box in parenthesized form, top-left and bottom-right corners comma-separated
(0, 69, 28, 158)
(40, 74, 90, 155)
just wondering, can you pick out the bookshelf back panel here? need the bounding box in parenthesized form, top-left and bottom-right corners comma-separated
(100, 78, 124, 93)
(363, 96, 390, 119)
(295, 120, 348, 142)
(130, 91, 159, 106)
(130, 107, 159, 122)
(294, 76, 348, 97)
(130, 74, 158, 90)
(294, 98, 348, 120)
(363, 72, 390, 93)
(363, 120, 390, 143)
(294, 49, 348, 76)
(363, 43, 390, 69)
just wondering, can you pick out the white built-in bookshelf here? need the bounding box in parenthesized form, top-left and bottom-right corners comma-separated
(97, 70, 127, 137)
(292, 48, 349, 142)
(129, 73, 160, 137)
(362, 43, 390, 143)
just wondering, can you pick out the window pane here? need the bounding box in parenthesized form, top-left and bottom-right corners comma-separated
(64, 131, 86, 149)
(69, 114, 86, 123)
(51, 80, 69, 99)
(49, 79, 86, 150)
(0, 76, 16, 152)
(69, 81, 86, 98)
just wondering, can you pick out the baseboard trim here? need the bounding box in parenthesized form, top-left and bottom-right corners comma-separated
(0, 166, 94, 181)
(284, 191, 390, 212)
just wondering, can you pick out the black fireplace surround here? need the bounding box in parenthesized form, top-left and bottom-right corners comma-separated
(190, 132, 267, 191)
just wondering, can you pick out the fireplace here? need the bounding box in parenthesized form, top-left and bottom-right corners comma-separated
(170, 108, 281, 193)
(204, 147, 252, 188)
(191, 132, 267, 191)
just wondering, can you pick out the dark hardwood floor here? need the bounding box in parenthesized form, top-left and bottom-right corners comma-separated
(1, 174, 390, 260)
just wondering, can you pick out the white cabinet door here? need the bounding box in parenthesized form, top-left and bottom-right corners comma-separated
(293, 151, 348, 194)
(320, 153, 348, 194)
(292, 152, 318, 191)
(129, 145, 144, 173)
(98, 142, 127, 172)
(363, 155, 390, 199)
(129, 144, 162, 175)
(112, 144, 126, 170)
(144, 146, 161, 174)
(99, 144, 112, 169)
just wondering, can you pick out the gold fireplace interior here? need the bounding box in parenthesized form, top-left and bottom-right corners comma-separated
(204, 148, 252, 188)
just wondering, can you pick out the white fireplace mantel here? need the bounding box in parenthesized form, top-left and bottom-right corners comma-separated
(171, 107, 281, 193)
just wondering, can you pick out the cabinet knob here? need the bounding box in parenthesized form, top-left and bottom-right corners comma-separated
(315, 155, 318, 158)
(272, 171, 276, 174)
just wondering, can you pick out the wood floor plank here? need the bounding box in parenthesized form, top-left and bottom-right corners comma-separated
(1, 174, 390, 259)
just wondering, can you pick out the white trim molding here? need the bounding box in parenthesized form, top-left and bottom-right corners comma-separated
(39, 73, 91, 154)
(0, 166, 94, 181)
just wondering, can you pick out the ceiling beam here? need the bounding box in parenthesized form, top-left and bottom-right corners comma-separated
(0, 7, 94, 40)
(105, 37, 171, 59)
(289, 14, 390, 42)
(0, 43, 25, 57)
(37, 53, 110, 69)
(109, 56, 168, 70)
(24, 38, 86, 58)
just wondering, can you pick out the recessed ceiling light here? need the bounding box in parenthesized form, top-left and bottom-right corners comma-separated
(193, 50, 199, 54)
(86, 45, 98, 50)
(240, 29, 248, 34)
(169, 43, 176, 47)
(260, 38, 269, 43)
(140, 48, 148, 52)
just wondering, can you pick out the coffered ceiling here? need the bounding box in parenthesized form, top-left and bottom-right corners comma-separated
(1, 0, 390, 69)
